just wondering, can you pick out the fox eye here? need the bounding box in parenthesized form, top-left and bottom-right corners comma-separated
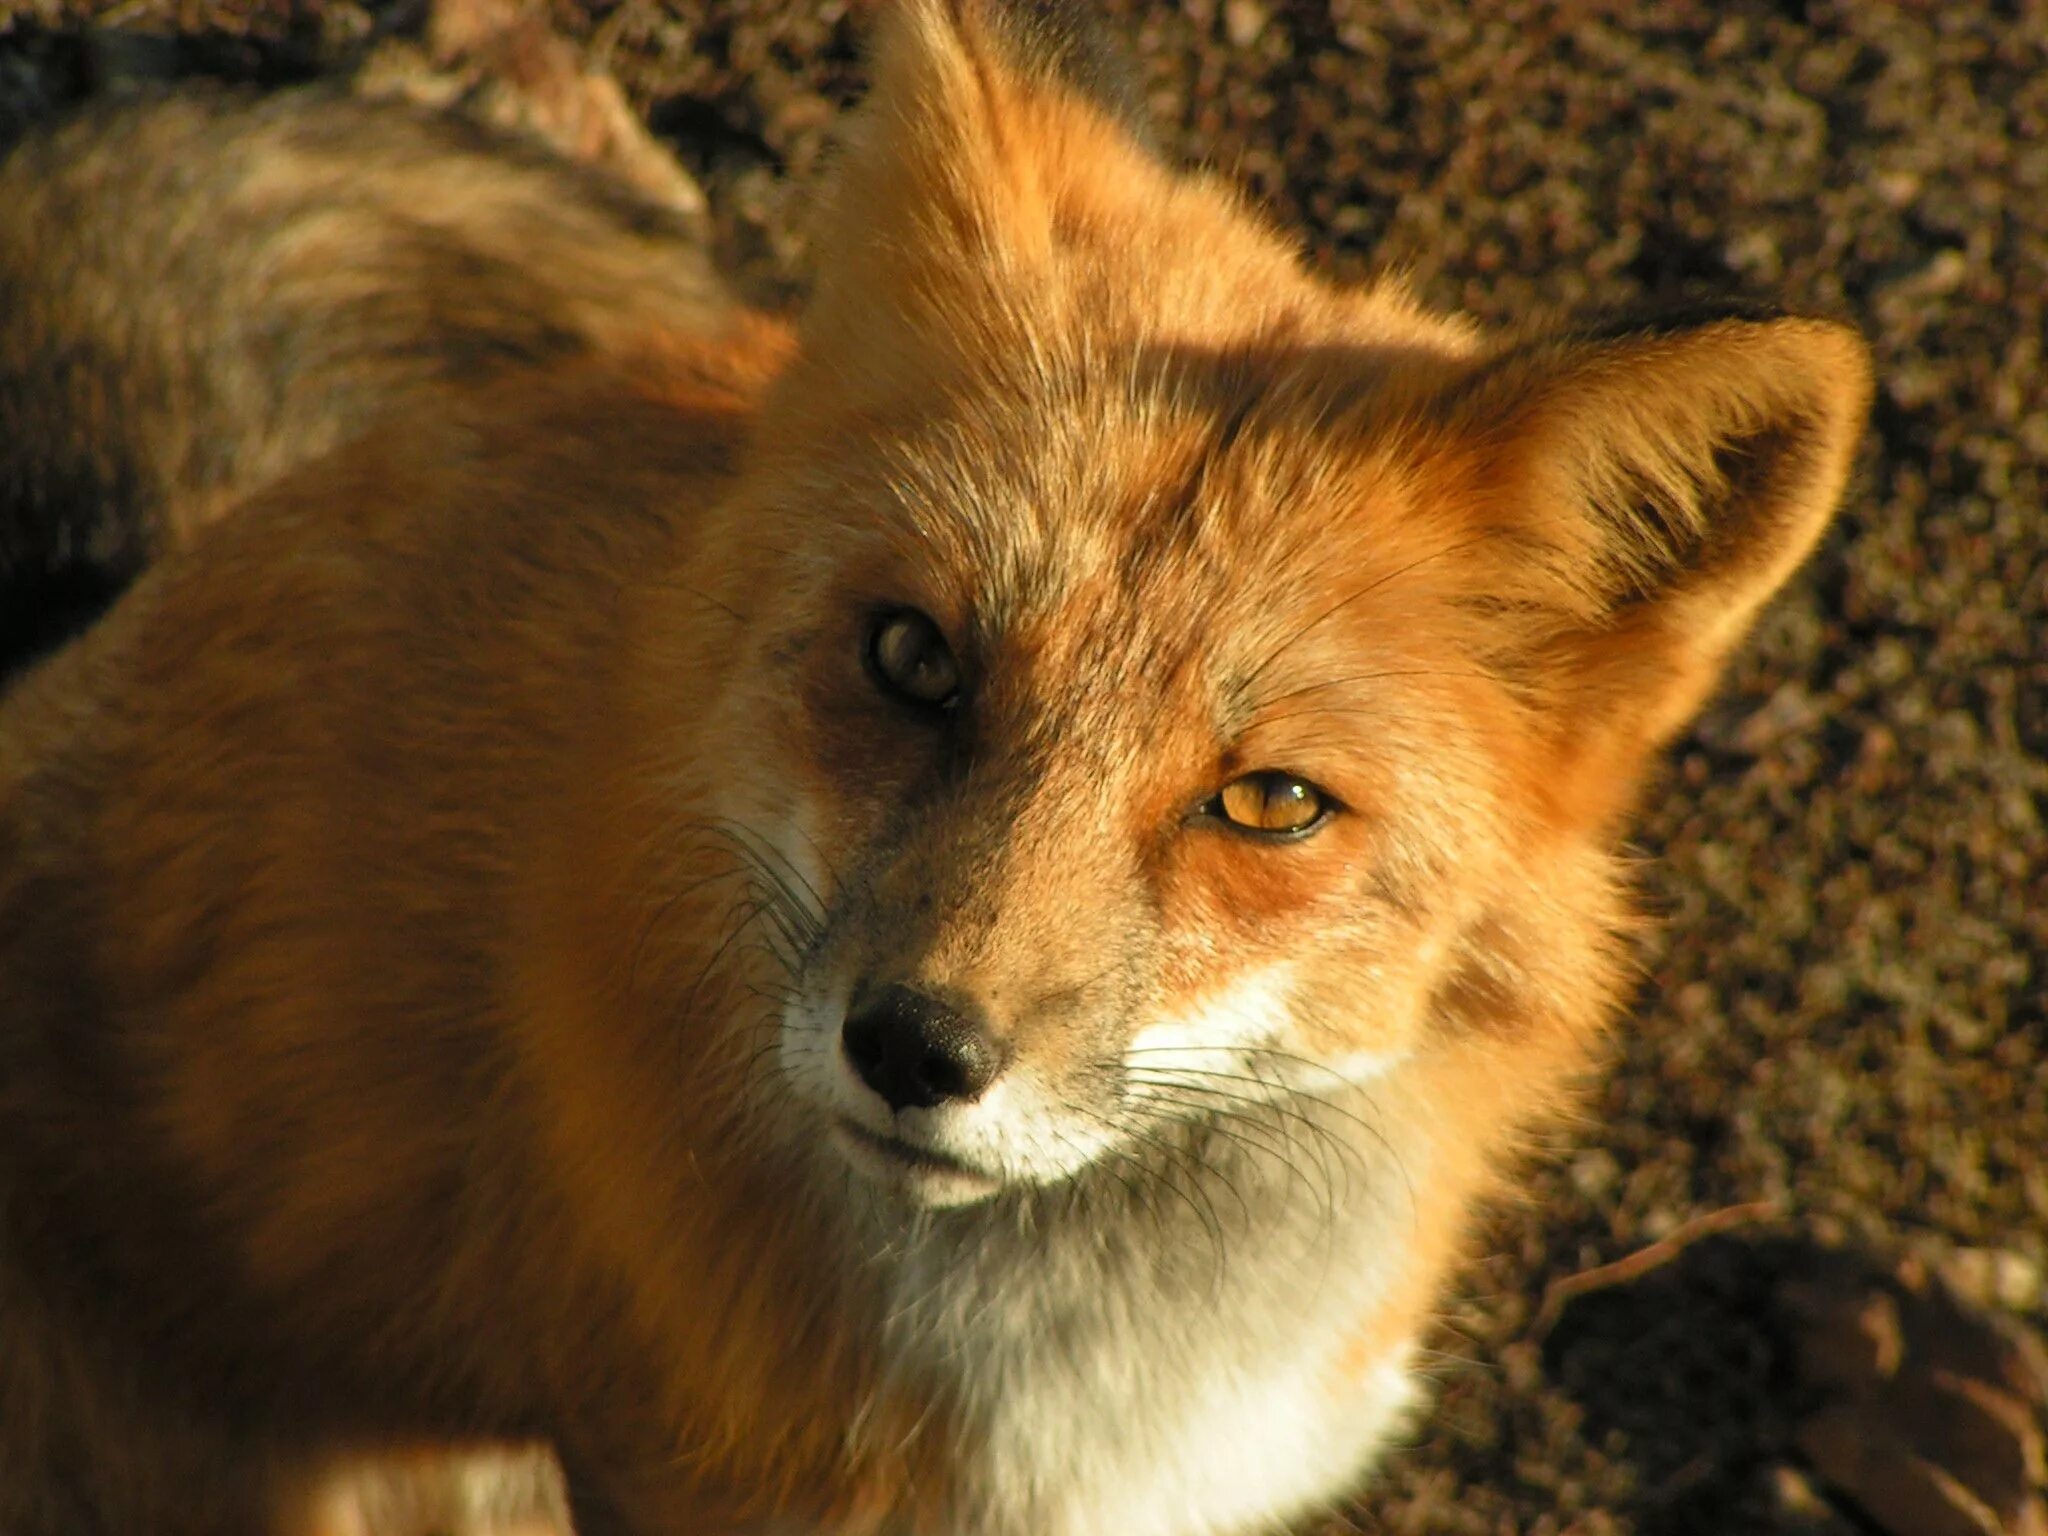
(866, 608, 961, 710)
(1209, 771, 1331, 838)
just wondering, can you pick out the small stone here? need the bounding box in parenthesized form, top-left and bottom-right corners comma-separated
(1773, 1463, 1825, 1513)
(1222, 0, 1268, 49)
(1568, 1148, 1622, 1200)
(1941, 1247, 2047, 1314)
(1731, 681, 1823, 755)
(1499, 1340, 1544, 1395)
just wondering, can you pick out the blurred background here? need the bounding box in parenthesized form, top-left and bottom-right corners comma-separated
(2, 2, 2041, 1531)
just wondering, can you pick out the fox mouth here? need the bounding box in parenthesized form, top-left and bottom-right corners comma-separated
(830, 1117, 1002, 1204)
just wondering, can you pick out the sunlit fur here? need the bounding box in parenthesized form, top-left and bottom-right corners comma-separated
(0, 2, 1871, 1533)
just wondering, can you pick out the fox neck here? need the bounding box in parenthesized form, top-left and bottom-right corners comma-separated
(828, 1074, 1448, 1536)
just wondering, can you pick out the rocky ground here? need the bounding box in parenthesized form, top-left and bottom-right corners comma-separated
(3, 1, 2042, 1531)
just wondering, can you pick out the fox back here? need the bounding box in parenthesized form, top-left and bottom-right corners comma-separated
(0, 4, 1870, 1534)
(0, 84, 728, 679)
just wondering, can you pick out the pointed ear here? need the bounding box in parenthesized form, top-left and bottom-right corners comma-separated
(796, 1, 1161, 360)
(1449, 308, 1874, 820)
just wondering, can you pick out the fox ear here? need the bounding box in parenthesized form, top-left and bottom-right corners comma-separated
(796, 1, 1159, 361)
(1449, 309, 1874, 820)
(847, 0, 1155, 186)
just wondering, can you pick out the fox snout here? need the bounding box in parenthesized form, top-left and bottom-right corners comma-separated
(841, 984, 1010, 1111)
(779, 824, 1145, 1206)
(814, 973, 1078, 1208)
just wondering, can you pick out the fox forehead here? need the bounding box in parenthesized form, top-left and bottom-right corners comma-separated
(837, 309, 1449, 570)
(790, 328, 1514, 769)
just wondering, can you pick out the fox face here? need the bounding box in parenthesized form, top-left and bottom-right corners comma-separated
(638, 0, 1873, 1216)
(741, 340, 1541, 1208)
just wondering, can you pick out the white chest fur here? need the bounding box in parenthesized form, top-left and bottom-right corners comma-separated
(860, 1129, 1426, 1536)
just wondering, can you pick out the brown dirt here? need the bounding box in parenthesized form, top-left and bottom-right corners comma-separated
(4, 2, 2041, 1531)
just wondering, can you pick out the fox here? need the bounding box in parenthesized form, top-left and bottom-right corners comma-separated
(0, 2, 1874, 1534)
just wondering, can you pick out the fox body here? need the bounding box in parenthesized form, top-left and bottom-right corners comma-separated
(0, 4, 1872, 1533)
(0, 83, 729, 675)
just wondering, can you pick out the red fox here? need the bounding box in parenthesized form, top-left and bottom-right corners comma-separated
(0, 2, 1872, 1533)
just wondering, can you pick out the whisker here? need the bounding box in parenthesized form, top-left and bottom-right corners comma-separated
(1124, 1077, 1350, 1230)
(1239, 529, 1519, 693)
(639, 577, 749, 625)
(1252, 666, 1500, 710)
(1064, 1101, 1234, 1270)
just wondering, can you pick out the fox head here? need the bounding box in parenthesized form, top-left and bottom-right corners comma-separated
(626, 0, 1872, 1212)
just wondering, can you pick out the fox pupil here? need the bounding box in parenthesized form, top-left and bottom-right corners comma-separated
(867, 608, 960, 709)
(1216, 771, 1327, 836)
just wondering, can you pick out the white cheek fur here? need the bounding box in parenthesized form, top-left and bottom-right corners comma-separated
(781, 957, 1408, 1195)
(1124, 964, 1300, 1071)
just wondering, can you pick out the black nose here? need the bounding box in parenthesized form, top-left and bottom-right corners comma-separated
(842, 985, 1007, 1111)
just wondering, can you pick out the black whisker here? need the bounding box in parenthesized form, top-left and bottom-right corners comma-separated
(1238, 530, 1515, 693)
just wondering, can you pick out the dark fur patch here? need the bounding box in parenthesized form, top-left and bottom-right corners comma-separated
(1569, 296, 1794, 347)
(1444, 301, 1801, 408)
(0, 85, 729, 687)
(981, 0, 1158, 152)
(0, 562, 142, 684)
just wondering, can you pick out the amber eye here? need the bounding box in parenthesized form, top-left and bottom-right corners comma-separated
(1210, 771, 1331, 838)
(866, 608, 961, 710)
